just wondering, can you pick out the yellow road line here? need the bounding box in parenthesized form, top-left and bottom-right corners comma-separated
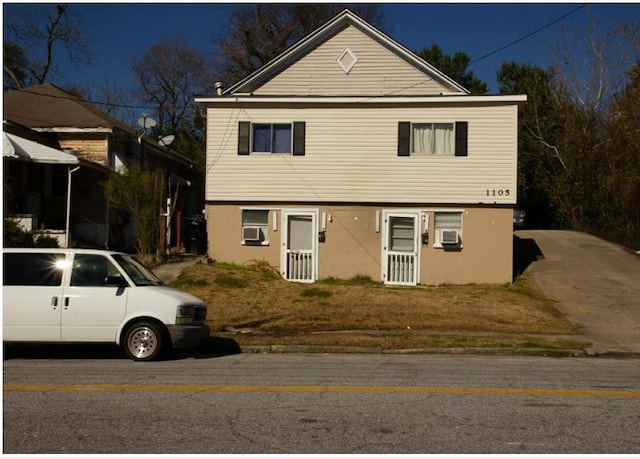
(4, 384, 640, 398)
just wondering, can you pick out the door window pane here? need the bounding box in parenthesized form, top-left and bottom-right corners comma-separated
(70, 254, 119, 287)
(288, 216, 313, 251)
(389, 217, 415, 252)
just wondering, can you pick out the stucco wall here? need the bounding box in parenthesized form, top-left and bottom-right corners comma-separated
(206, 203, 513, 285)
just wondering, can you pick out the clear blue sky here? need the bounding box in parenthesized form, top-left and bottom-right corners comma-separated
(4, 2, 640, 94)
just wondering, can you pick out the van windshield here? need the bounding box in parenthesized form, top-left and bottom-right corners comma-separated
(112, 254, 163, 286)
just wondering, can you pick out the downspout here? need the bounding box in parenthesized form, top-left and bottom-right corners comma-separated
(65, 165, 81, 248)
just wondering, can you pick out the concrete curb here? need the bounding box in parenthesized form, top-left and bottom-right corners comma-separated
(240, 345, 594, 358)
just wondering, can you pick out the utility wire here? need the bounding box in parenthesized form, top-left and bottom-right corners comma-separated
(469, 4, 587, 66)
(12, 4, 586, 116)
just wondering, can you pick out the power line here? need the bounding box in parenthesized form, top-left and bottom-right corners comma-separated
(14, 87, 182, 111)
(13, 5, 588, 117)
(469, 4, 587, 66)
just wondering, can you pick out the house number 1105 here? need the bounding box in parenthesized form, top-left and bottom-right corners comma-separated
(486, 189, 510, 197)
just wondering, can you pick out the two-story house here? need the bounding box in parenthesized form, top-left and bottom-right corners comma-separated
(195, 9, 526, 285)
(4, 84, 197, 253)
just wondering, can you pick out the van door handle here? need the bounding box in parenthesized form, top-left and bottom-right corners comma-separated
(51, 297, 58, 309)
(64, 297, 70, 309)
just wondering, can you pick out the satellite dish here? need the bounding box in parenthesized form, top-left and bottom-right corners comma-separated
(137, 114, 157, 129)
(158, 135, 175, 147)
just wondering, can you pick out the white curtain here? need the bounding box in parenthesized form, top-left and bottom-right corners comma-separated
(412, 123, 453, 155)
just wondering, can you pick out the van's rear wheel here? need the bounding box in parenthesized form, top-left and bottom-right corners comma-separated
(123, 322, 164, 361)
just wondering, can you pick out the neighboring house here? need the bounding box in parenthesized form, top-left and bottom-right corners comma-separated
(3, 84, 197, 253)
(195, 9, 526, 285)
(3, 123, 80, 247)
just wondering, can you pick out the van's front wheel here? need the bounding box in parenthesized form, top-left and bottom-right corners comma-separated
(123, 322, 165, 361)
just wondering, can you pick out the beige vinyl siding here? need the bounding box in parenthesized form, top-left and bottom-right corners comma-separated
(204, 103, 518, 205)
(254, 26, 457, 96)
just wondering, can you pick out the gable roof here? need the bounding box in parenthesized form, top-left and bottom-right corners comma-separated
(3, 83, 133, 133)
(224, 9, 470, 96)
(3, 84, 192, 166)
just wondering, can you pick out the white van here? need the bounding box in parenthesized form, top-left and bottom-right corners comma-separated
(2, 248, 210, 361)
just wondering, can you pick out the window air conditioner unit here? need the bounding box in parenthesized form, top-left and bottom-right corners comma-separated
(441, 230, 460, 245)
(242, 226, 261, 241)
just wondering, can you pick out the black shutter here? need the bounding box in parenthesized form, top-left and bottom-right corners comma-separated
(398, 122, 410, 156)
(455, 121, 468, 157)
(293, 122, 305, 156)
(238, 121, 250, 155)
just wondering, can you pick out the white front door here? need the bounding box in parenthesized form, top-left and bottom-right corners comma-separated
(382, 211, 420, 286)
(281, 210, 318, 282)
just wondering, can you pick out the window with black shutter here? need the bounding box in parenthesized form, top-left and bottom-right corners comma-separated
(455, 121, 468, 157)
(397, 122, 411, 156)
(238, 122, 306, 155)
(398, 121, 468, 157)
(293, 122, 305, 156)
(238, 121, 250, 155)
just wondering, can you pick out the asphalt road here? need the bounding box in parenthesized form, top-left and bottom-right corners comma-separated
(4, 353, 640, 454)
(515, 230, 640, 354)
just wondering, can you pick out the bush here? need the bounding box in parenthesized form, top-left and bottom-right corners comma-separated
(3, 219, 60, 248)
(34, 234, 60, 248)
(3, 219, 35, 247)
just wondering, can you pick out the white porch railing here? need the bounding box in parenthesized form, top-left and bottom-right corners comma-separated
(287, 250, 314, 282)
(386, 252, 416, 285)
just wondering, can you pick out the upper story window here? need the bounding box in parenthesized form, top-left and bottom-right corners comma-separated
(238, 121, 306, 156)
(252, 124, 292, 153)
(412, 123, 454, 155)
(398, 121, 467, 157)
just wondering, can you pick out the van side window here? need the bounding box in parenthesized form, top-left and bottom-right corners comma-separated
(70, 254, 120, 287)
(3, 253, 66, 286)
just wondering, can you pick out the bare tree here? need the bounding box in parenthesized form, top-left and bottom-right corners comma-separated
(3, 42, 30, 90)
(131, 38, 213, 134)
(546, 17, 640, 245)
(4, 4, 91, 87)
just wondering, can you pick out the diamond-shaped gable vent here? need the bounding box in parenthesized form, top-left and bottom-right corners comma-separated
(337, 47, 358, 74)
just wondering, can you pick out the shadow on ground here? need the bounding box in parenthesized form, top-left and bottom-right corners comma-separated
(4, 336, 242, 361)
(171, 336, 242, 360)
(513, 235, 545, 280)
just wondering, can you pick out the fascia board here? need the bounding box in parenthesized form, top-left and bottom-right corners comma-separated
(195, 95, 528, 104)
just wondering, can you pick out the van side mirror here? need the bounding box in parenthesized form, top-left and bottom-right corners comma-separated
(106, 276, 128, 287)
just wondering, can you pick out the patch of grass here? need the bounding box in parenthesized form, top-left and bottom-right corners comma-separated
(301, 288, 333, 298)
(217, 332, 590, 351)
(245, 259, 281, 276)
(506, 275, 538, 298)
(208, 260, 253, 271)
(171, 274, 209, 288)
(214, 273, 248, 288)
(174, 262, 584, 350)
(320, 274, 376, 286)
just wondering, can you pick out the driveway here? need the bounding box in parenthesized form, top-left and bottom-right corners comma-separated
(515, 230, 640, 355)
